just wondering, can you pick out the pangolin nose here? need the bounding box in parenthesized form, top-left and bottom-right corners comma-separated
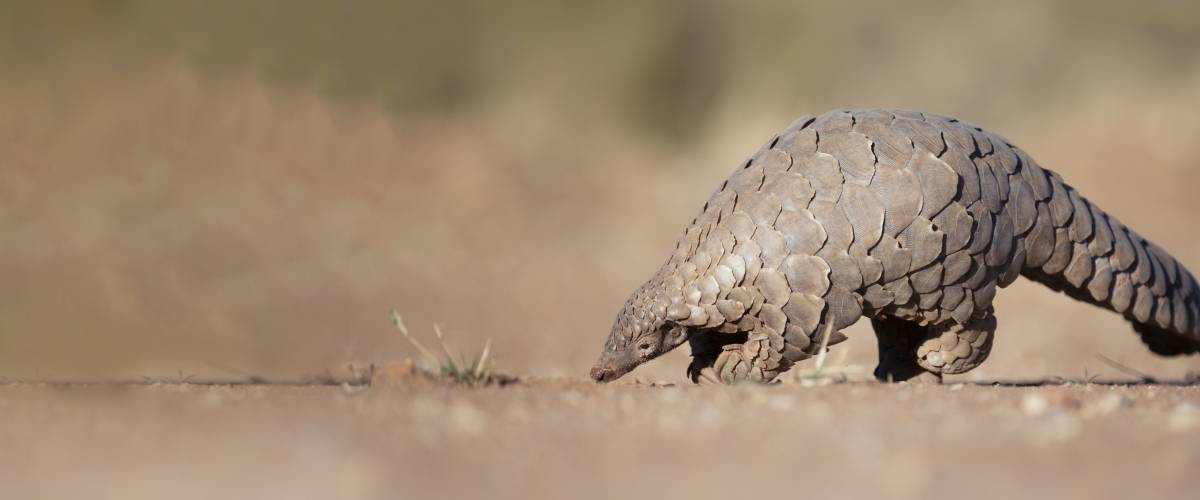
(590, 366, 609, 383)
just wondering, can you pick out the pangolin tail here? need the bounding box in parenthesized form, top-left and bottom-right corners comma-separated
(1018, 173, 1200, 355)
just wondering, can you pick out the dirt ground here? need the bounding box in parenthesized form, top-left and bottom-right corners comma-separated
(2, 380, 1198, 500)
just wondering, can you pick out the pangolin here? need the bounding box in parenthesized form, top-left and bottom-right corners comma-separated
(589, 108, 1200, 384)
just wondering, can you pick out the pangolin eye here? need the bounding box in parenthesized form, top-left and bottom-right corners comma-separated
(638, 342, 652, 351)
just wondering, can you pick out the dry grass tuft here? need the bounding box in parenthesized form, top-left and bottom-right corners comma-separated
(389, 309, 506, 387)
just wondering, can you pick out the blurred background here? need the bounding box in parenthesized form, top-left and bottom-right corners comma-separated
(2, 0, 1200, 382)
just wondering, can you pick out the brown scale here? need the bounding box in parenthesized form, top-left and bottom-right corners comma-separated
(590, 108, 1200, 385)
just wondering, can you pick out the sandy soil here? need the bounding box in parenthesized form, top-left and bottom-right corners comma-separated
(2, 380, 1198, 500)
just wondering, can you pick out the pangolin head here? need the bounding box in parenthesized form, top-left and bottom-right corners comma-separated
(590, 282, 688, 383)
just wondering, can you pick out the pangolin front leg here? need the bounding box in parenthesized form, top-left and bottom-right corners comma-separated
(685, 332, 734, 384)
(686, 315, 852, 384)
(686, 327, 813, 384)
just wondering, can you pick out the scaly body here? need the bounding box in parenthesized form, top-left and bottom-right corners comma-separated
(590, 108, 1200, 384)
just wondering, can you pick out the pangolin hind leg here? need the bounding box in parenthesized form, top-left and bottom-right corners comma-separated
(871, 317, 938, 383)
(871, 307, 997, 383)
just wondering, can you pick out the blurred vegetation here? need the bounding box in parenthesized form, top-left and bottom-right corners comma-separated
(6, 0, 1200, 142)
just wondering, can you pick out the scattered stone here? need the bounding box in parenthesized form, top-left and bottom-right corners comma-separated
(1167, 403, 1199, 432)
(1021, 393, 1049, 417)
(448, 400, 486, 436)
(1081, 392, 1130, 418)
(1035, 414, 1082, 443)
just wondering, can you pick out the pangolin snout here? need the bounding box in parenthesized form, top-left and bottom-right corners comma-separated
(589, 354, 631, 383)
(589, 365, 612, 383)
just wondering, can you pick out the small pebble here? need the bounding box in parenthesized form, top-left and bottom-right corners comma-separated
(1021, 394, 1049, 416)
(1167, 403, 1199, 432)
(449, 400, 485, 436)
(1082, 392, 1129, 417)
(1036, 414, 1081, 443)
